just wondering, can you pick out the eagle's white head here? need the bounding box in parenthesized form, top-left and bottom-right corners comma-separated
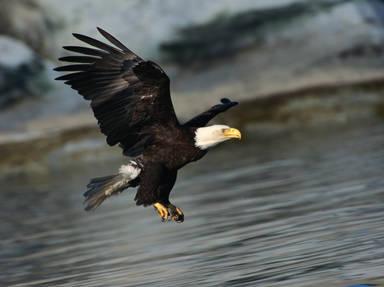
(194, 125, 242, 150)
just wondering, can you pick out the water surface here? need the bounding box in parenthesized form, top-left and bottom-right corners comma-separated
(1, 121, 384, 286)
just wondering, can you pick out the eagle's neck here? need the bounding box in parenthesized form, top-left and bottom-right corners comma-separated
(194, 125, 229, 150)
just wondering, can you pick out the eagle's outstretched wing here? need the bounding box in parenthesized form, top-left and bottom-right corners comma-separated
(183, 98, 238, 127)
(55, 27, 179, 156)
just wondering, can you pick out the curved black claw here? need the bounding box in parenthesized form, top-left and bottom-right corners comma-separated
(169, 204, 184, 223)
(173, 212, 184, 223)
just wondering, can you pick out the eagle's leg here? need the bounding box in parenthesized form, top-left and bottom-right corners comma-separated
(168, 203, 184, 223)
(153, 202, 170, 221)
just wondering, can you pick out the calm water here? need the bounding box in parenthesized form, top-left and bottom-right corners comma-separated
(1, 121, 384, 287)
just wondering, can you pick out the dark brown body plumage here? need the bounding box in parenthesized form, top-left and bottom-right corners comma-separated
(133, 125, 206, 206)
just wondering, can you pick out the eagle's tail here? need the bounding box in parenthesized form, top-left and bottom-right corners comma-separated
(83, 161, 142, 211)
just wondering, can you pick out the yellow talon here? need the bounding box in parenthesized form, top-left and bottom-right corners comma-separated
(153, 202, 169, 221)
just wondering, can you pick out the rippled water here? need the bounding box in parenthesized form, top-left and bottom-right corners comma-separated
(1, 121, 384, 287)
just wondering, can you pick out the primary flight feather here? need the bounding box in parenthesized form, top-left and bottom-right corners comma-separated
(55, 27, 241, 223)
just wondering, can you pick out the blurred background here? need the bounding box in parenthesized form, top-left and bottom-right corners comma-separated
(1, 0, 384, 286)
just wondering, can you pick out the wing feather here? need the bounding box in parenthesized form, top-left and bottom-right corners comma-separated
(72, 33, 123, 54)
(58, 56, 99, 63)
(96, 27, 132, 52)
(55, 28, 179, 156)
(63, 46, 107, 57)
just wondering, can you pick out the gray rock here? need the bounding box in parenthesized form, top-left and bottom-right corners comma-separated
(0, 36, 46, 108)
(161, 0, 384, 65)
(0, 0, 61, 58)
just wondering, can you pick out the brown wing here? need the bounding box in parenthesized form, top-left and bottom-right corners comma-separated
(55, 27, 179, 156)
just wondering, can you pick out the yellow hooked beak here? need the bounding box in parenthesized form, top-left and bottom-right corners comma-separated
(223, 128, 242, 140)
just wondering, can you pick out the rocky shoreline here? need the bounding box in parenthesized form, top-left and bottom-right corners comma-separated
(0, 74, 383, 174)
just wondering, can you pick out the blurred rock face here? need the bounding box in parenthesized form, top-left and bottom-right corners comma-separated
(161, 0, 384, 65)
(37, 0, 278, 58)
(0, 36, 45, 108)
(3, 0, 383, 62)
(0, 0, 60, 58)
(0, 0, 383, 108)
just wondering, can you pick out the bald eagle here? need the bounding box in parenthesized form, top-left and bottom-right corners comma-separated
(54, 28, 241, 223)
